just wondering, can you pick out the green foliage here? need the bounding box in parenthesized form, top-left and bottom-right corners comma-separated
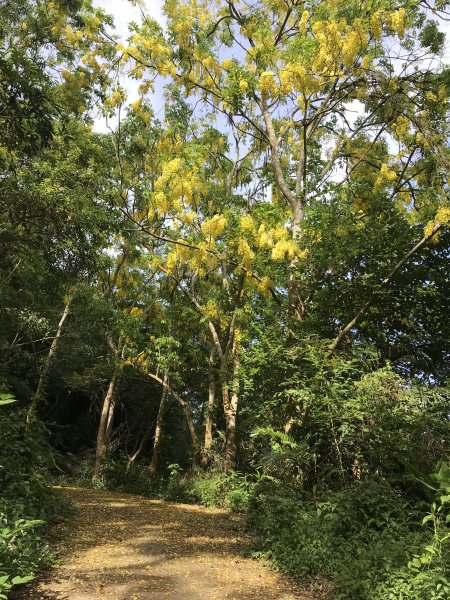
(243, 342, 449, 489)
(99, 455, 167, 498)
(0, 403, 56, 597)
(178, 471, 255, 512)
(0, 512, 47, 599)
(0, 394, 15, 407)
(249, 475, 449, 600)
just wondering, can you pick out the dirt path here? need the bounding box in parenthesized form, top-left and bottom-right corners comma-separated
(19, 487, 312, 600)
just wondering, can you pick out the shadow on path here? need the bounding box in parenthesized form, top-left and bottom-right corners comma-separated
(13, 487, 311, 600)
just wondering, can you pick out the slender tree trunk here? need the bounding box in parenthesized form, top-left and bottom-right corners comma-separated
(181, 397, 200, 469)
(202, 349, 216, 466)
(127, 418, 154, 470)
(149, 372, 170, 476)
(220, 351, 240, 472)
(146, 372, 200, 468)
(92, 362, 122, 482)
(105, 397, 115, 445)
(225, 353, 240, 472)
(288, 202, 306, 321)
(28, 293, 73, 420)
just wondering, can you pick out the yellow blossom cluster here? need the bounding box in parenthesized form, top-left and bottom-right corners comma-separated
(259, 71, 277, 96)
(257, 276, 273, 297)
(165, 250, 179, 274)
(272, 239, 300, 261)
(341, 26, 367, 67)
(240, 214, 255, 231)
(256, 224, 274, 248)
(202, 300, 220, 320)
(375, 163, 397, 187)
(370, 11, 383, 39)
(278, 63, 323, 97)
(165, 239, 198, 274)
(186, 238, 218, 276)
(299, 11, 309, 35)
(104, 89, 126, 108)
(415, 132, 431, 151)
(237, 238, 255, 270)
(155, 159, 184, 190)
(390, 8, 406, 39)
(201, 214, 228, 237)
(152, 191, 169, 214)
(239, 79, 248, 92)
(424, 206, 450, 239)
(392, 115, 410, 141)
(178, 211, 197, 226)
(312, 19, 368, 73)
(222, 59, 233, 71)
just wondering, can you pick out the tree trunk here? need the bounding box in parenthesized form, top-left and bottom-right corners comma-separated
(225, 353, 240, 472)
(202, 349, 216, 466)
(146, 372, 200, 468)
(220, 351, 240, 472)
(288, 202, 306, 321)
(181, 396, 200, 469)
(149, 372, 170, 476)
(105, 396, 116, 445)
(127, 418, 154, 470)
(92, 362, 122, 482)
(28, 293, 73, 420)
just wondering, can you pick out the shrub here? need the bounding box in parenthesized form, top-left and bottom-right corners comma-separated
(249, 477, 449, 599)
(181, 471, 255, 511)
(0, 398, 56, 597)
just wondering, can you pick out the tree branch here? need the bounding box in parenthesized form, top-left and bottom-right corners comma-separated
(329, 222, 443, 351)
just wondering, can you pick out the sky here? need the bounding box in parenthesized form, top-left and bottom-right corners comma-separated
(92, 1, 450, 149)
(93, 0, 165, 33)
(92, 1, 166, 131)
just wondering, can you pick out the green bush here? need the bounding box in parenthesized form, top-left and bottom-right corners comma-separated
(86, 454, 255, 513)
(180, 470, 255, 511)
(98, 453, 167, 497)
(0, 399, 56, 598)
(249, 477, 449, 600)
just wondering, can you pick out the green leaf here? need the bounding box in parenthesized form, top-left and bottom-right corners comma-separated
(0, 394, 16, 406)
(11, 575, 34, 585)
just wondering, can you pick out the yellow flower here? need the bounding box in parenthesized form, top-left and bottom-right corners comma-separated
(279, 69, 293, 94)
(259, 71, 277, 96)
(201, 214, 227, 237)
(240, 214, 254, 231)
(239, 79, 248, 92)
(370, 11, 383, 40)
(391, 8, 406, 39)
(237, 238, 254, 269)
(166, 251, 178, 273)
(299, 11, 309, 36)
(153, 191, 169, 212)
(375, 163, 397, 187)
(272, 239, 297, 260)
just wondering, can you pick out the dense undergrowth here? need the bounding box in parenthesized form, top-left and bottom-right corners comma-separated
(249, 474, 450, 600)
(0, 397, 60, 599)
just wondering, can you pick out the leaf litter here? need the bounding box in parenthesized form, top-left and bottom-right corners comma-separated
(13, 487, 331, 600)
